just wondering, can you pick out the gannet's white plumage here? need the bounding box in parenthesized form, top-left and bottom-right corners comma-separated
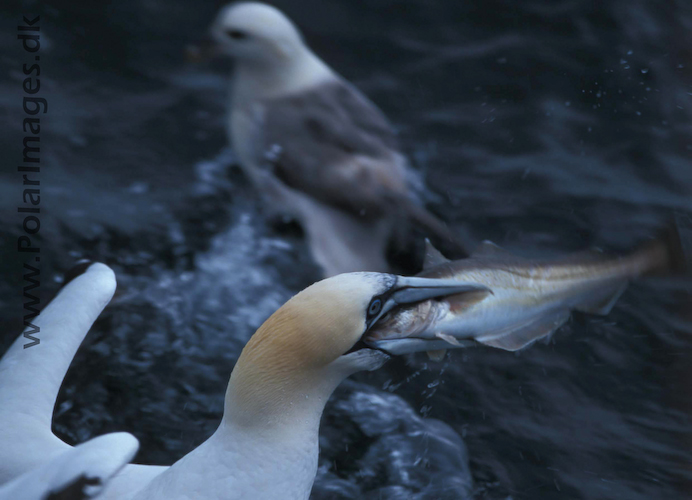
(0, 262, 117, 483)
(0, 432, 138, 500)
(0, 263, 166, 499)
(210, 2, 469, 276)
(0, 262, 469, 499)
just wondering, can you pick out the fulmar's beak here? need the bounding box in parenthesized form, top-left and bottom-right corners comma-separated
(370, 276, 489, 327)
(185, 35, 220, 64)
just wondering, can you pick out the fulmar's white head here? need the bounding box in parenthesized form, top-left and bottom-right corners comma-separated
(210, 2, 333, 97)
(211, 3, 303, 63)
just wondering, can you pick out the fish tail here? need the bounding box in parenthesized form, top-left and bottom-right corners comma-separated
(639, 213, 692, 276)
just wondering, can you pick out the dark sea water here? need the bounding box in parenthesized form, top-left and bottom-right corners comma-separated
(1, 0, 691, 498)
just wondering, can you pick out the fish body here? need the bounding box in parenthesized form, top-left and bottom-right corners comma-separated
(367, 225, 688, 355)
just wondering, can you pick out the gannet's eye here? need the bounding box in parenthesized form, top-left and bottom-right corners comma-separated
(226, 29, 248, 40)
(367, 298, 382, 318)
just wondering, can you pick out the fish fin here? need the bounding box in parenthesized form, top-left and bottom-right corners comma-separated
(446, 289, 493, 313)
(476, 311, 571, 351)
(435, 332, 462, 347)
(423, 239, 450, 269)
(472, 240, 510, 256)
(427, 349, 447, 361)
(575, 282, 628, 315)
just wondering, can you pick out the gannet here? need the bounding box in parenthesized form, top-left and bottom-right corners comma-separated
(0, 261, 476, 499)
(0, 433, 138, 500)
(207, 2, 471, 276)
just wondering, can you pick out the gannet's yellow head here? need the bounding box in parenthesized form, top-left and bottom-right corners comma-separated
(224, 272, 482, 427)
(241, 273, 394, 367)
(211, 2, 306, 65)
(226, 273, 391, 426)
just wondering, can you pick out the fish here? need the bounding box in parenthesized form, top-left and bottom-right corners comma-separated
(365, 217, 691, 359)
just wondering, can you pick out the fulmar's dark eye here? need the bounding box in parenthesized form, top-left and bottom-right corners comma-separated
(226, 29, 248, 40)
(368, 298, 382, 318)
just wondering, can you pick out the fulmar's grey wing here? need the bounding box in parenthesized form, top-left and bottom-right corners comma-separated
(0, 433, 139, 500)
(262, 79, 410, 217)
(261, 79, 473, 256)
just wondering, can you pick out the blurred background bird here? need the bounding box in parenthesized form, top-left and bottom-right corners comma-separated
(204, 2, 472, 276)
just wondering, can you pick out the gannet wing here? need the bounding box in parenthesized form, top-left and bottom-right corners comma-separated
(0, 261, 116, 482)
(261, 78, 411, 217)
(0, 432, 138, 500)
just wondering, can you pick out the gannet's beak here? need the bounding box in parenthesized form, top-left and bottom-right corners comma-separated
(362, 276, 489, 356)
(370, 276, 489, 327)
